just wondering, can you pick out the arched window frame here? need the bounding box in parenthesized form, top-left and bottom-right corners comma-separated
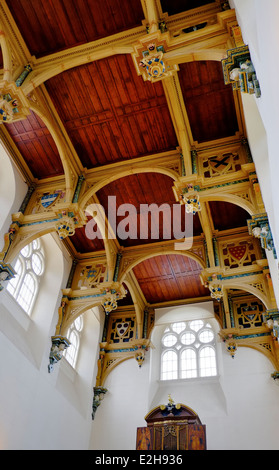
(161, 348, 178, 380)
(199, 344, 217, 377)
(180, 346, 197, 379)
(160, 319, 218, 381)
(7, 239, 45, 315)
(64, 315, 84, 369)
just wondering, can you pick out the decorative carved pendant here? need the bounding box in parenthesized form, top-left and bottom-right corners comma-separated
(0, 81, 30, 123)
(132, 31, 179, 83)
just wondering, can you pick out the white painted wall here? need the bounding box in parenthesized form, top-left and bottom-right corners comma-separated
(0, 231, 104, 450)
(90, 355, 151, 450)
(230, 0, 279, 302)
(0, 142, 104, 449)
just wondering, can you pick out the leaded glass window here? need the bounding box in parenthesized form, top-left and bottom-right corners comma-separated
(161, 320, 217, 380)
(7, 239, 45, 315)
(64, 316, 84, 368)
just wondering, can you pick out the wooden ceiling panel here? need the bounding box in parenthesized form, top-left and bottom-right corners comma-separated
(6, 0, 145, 58)
(45, 55, 178, 168)
(69, 221, 105, 254)
(133, 254, 209, 303)
(116, 283, 133, 306)
(2, 2, 253, 310)
(179, 61, 239, 143)
(160, 0, 215, 16)
(209, 201, 249, 232)
(5, 111, 64, 179)
(97, 172, 203, 247)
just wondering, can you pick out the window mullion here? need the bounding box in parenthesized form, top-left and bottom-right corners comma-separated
(14, 256, 25, 300)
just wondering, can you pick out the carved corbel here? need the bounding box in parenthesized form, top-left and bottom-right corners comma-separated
(92, 386, 108, 420)
(0, 261, 16, 291)
(48, 335, 71, 373)
(263, 309, 279, 343)
(248, 214, 276, 258)
(222, 43, 261, 98)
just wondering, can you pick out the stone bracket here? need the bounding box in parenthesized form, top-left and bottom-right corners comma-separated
(222, 44, 261, 98)
(0, 261, 16, 291)
(48, 335, 71, 373)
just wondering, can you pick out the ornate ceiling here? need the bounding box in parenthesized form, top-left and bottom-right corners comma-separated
(0, 0, 275, 349)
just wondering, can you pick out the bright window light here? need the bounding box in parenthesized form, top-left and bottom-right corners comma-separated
(6, 239, 45, 315)
(200, 346, 217, 377)
(181, 348, 197, 378)
(161, 350, 178, 380)
(64, 316, 84, 369)
(161, 320, 217, 380)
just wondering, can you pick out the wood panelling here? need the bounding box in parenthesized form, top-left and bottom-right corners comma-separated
(133, 254, 209, 303)
(45, 55, 178, 169)
(69, 221, 105, 254)
(97, 172, 203, 247)
(161, 0, 215, 16)
(209, 201, 249, 231)
(117, 283, 133, 306)
(179, 61, 239, 143)
(5, 111, 64, 179)
(6, 0, 144, 58)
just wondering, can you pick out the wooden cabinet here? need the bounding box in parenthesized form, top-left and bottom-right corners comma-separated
(136, 403, 206, 450)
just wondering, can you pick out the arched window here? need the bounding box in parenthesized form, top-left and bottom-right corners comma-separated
(181, 348, 197, 379)
(7, 239, 45, 315)
(161, 320, 217, 380)
(161, 350, 178, 380)
(64, 315, 83, 368)
(199, 346, 217, 377)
